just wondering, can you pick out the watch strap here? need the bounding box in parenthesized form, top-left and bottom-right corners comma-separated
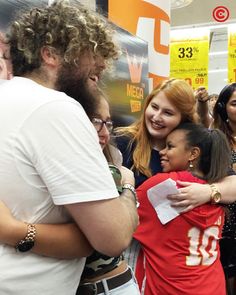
(16, 223, 36, 252)
(122, 183, 139, 207)
(210, 184, 221, 204)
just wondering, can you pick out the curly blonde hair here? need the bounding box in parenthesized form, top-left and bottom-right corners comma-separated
(7, 0, 119, 76)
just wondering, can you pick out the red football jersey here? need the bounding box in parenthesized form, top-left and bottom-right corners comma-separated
(134, 171, 225, 295)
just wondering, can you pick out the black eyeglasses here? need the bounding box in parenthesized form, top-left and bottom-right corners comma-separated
(91, 117, 113, 133)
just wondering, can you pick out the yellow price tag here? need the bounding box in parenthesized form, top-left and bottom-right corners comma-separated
(170, 29, 209, 90)
(228, 25, 236, 83)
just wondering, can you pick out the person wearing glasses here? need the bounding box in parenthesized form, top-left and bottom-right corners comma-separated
(0, 88, 140, 295)
(77, 89, 140, 295)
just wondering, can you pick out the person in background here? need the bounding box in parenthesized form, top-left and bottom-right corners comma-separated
(195, 86, 212, 127)
(212, 83, 236, 171)
(77, 89, 140, 295)
(0, 2, 138, 294)
(209, 93, 219, 115)
(212, 83, 236, 295)
(195, 86, 218, 128)
(134, 122, 230, 295)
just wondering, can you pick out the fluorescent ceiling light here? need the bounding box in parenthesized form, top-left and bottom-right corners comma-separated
(171, 0, 193, 9)
(209, 51, 227, 56)
(171, 21, 236, 31)
(208, 69, 227, 73)
(171, 27, 209, 38)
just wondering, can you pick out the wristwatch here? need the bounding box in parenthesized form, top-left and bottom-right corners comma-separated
(210, 184, 222, 204)
(122, 183, 139, 208)
(16, 224, 36, 252)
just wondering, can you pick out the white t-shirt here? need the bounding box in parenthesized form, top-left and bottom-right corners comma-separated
(0, 77, 118, 295)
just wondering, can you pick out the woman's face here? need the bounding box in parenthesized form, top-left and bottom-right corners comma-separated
(91, 98, 112, 150)
(159, 129, 193, 172)
(145, 91, 182, 147)
(226, 90, 236, 125)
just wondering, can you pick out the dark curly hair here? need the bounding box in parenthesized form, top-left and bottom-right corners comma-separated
(7, 0, 119, 76)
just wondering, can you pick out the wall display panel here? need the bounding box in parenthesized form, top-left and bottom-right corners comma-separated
(97, 0, 170, 90)
(0, 0, 149, 127)
(0, 0, 48, 31)
(102, 27, 149, 127)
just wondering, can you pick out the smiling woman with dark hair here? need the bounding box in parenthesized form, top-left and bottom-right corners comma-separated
(134, 122, 231, 295)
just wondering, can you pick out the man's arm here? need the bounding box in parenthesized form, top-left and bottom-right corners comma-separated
(0, 201, 92, 258)
(65, 196, 138, 257)
(195, 87, 213, 128)
(1, 193, 138, 260)
(0, 186, 137, 259)
(0, 165, 138, 258)
(65, 165, 138, 257)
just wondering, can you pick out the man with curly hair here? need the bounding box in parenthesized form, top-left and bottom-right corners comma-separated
(0, 1, 138, 294)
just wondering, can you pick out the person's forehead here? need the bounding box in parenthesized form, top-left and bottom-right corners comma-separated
(228, 91, 236, 101)
(97, 99, 110, 116)
(151, 92, 179, 112)
(168, 129, 186, 141)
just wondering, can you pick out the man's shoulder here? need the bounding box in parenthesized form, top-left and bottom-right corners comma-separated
(6, 77, 82, 113)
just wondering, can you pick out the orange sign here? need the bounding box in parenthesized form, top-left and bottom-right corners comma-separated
(108, 0, 170, 89)
(102, 27, 149, 126)
(126, 49, 144, 84)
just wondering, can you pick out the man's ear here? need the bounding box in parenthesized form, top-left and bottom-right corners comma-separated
(189, 147, 200, 162)
(0, 58, 8, 79)
(40, 46, 60, 67)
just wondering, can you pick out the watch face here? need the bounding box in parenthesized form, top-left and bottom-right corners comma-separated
(213, 192, 221, 203)
(17, 240, 35, 252)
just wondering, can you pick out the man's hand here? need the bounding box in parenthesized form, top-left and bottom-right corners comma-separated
(120, 166, 135, 186)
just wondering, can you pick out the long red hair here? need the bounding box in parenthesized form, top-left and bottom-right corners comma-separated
(116, 78, 199, 177)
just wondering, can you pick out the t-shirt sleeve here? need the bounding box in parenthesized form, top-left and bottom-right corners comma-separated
(17, 100, 118, 205)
